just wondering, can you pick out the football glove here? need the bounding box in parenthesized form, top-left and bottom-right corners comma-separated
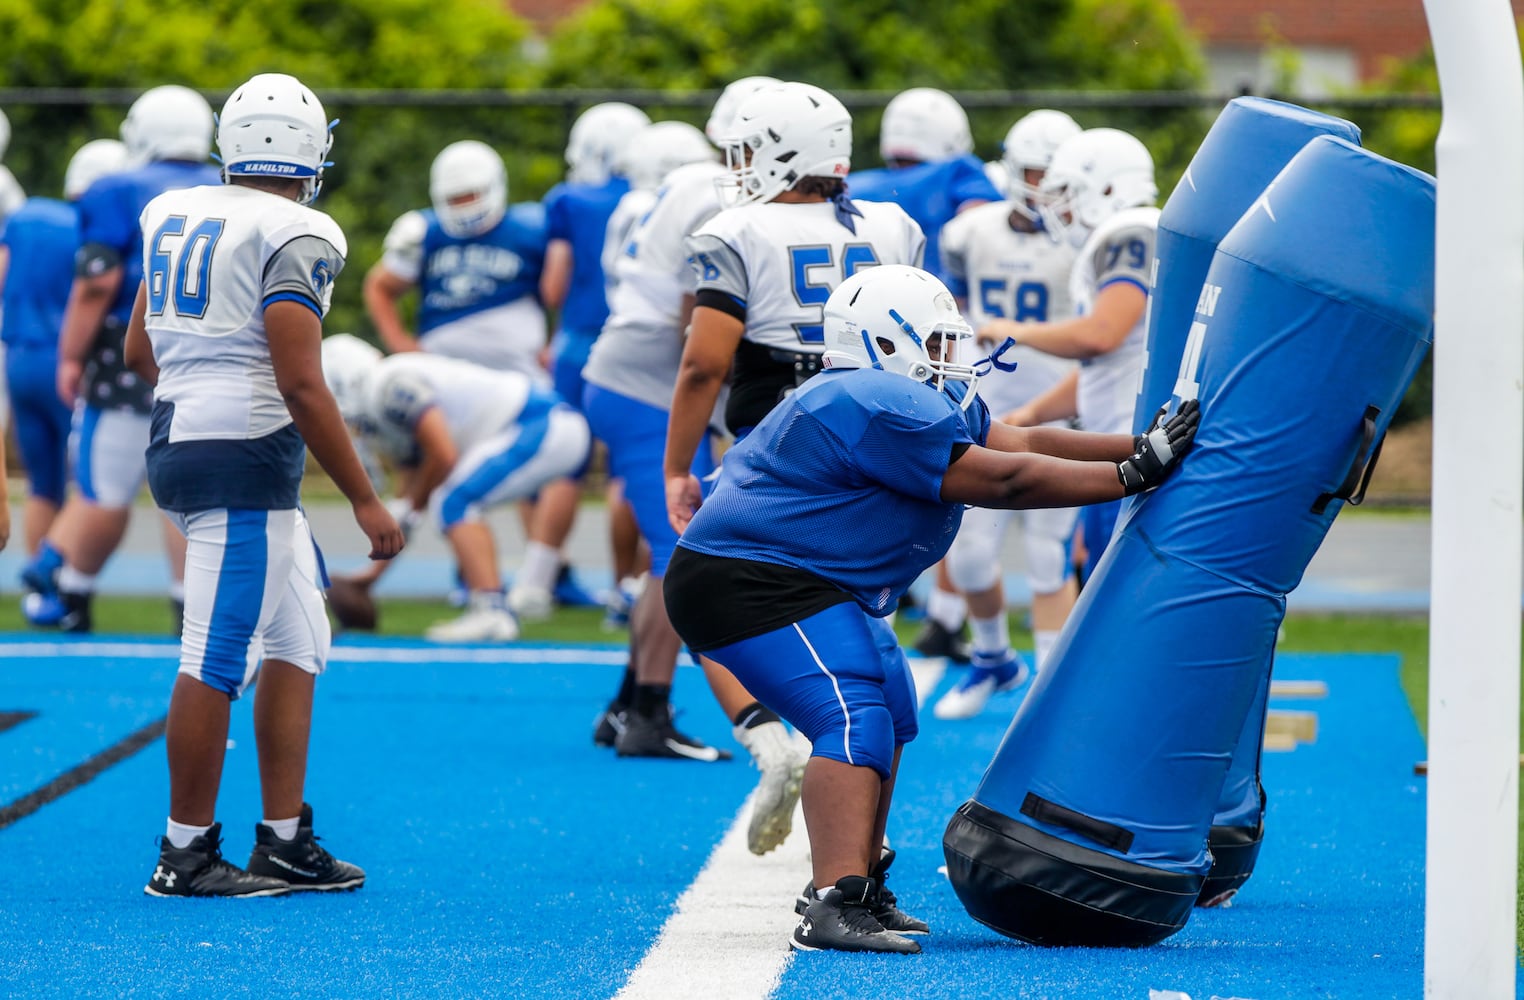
(1118, 398, 1200, 495)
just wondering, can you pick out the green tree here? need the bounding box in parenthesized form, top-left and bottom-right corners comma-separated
(0, 0, 538, 335)
(541, 0, 1209, 180)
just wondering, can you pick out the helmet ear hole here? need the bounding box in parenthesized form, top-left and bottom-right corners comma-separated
(875, 336, 897, 356)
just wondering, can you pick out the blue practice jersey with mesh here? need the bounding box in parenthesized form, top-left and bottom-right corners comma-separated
(678, 369, 990, 616)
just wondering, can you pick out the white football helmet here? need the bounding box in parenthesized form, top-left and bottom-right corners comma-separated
(879, 88, 973, 166)
(320, 333, 383, 422)
(0, 109, 10, 161)
(64, 139, 130, 200)
(821, 265, 978, 407)
(217, 73, 332, 205)
(565, 102, 651, 186)
(121, 85, 214, 165)
(1000, 109, 1082, 217)
(620, 122, 715, 191)
(1039, 127, 1157, 242)
(705, 75, 783, 143)
(717, 82, 852, 208)
(430, 140, 507, 238)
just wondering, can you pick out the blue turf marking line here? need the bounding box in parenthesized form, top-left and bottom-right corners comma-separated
(0, 640, 1473, 998)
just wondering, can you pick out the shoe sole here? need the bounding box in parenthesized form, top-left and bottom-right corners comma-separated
(280, 877, 365, 892)
(748, 767, 804, 855)
(788, 936, 920, 954)
(144, 884, 291, 898)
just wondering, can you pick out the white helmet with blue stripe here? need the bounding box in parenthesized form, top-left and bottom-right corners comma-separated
(216, 73, 333, 204)
(821, 265, 978, 406)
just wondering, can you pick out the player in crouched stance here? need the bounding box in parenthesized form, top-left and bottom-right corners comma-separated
(125, 74, 405, 897)
(664, 265, 1198, 953)
(319, 336, 590, 642)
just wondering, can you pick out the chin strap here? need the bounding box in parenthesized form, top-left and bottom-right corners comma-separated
(974, 337, 1020, 377)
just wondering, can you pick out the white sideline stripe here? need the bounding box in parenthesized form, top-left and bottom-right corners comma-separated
(0, 641, 630, 666)
(615, 795, 808, 1000)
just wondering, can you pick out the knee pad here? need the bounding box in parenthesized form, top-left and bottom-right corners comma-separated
(1024, 534, 1073, 594)
(947, 535, 1001, 594)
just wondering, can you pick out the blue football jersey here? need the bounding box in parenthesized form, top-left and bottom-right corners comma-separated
(77, 160, 222, 324)
(543, 177, 629, 333)
(678, 369, 991, 616)
(417, 202, 546, 335)
(847, 155, 1000, 281)
(1, 198, 78, 350)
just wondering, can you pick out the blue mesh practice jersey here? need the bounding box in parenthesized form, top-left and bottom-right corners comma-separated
(543, 177, 629, 333)
(677, 369, 991, 616)
(847, 155, 1001, 282)
(1, 198, 78, 350)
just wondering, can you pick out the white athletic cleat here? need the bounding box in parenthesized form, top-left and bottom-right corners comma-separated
(425, 595, 520, 643)
(735, 719, 808, 855)
(507, 584, 555, 623)
(932, 648, 1030, 720)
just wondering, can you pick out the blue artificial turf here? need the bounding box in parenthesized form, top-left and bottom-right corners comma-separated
(0, 641, 1488, 999)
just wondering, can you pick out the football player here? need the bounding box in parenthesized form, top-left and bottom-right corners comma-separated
(664, 264, 1198, 953)
(983, 127, 1161, 582)
(846, 88, 1003, 281)
(28, 85, 222, 634)
(3, 138, 127, 559)
(125, 73, 403, 897)
(930, 109, 1087, 720)
(321, 336, 590, 643)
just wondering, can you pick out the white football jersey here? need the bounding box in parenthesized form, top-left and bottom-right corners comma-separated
(1070, 206, 1159, 434)
(142, 184, 346, 442)
(940, 202, 1078, 414)
(601, 187, 658, 301)
(686, 198, 925, 351)
(354, 352, 538, 465)
(583, 161, 729, 412)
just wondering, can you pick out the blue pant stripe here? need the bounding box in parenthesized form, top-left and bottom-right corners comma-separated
(200, 509, 269, 693)
(75, 406, 100, 502)
(440, 414, 553, 528)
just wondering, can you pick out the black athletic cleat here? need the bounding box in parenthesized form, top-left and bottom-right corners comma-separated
(246, 803, 365, 892)
(791, 876, 920, 954)
(592, 701, 628, 748)
(144, 823, 290, 898)
(58, 591, 92, 634)
(911, 620, 971, 664)
(795, 849, 929, 935)
(615, 705, 733, 762)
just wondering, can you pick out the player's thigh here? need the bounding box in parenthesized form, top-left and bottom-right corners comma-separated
(259, 508, 332, 677)
(71, 406, 148, 508)
(434, 408, 591, 527)
(1022, 504, 1080, 593)
(175, 507, 300, 698)
(947, 506, 1013, 593)
(7, 355, 72, 503)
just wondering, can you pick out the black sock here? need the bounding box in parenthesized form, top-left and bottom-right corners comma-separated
(731, 701, 780, 730)
(614, 667, 637, 706)
(632, 683, 671, 718)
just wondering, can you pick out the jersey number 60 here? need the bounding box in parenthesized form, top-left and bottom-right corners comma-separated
(148, 215, 226, 320)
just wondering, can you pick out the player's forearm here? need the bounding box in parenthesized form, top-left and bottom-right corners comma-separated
(1022, 426, 1135, 463)
(362, 277, 417, 353)
(664, 368, 723, 478)
(123, 284, 159, 385)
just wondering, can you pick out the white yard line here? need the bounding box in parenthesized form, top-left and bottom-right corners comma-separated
(615, 795, 809, 1000)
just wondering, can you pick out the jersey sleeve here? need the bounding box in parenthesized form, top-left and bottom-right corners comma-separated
(379, 210, 428, 283)
(949, 156, 1004, 210)
(1091, 222, 1156, 295)
(373, 365, 439, 434)
(685, 231, 749, 308)
(850, 389, 976, 502)
(264, 234, 346, 318)
(75, 180, 132, 276)
(543, 185, 572, 242)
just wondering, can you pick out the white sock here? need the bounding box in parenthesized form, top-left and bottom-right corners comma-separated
(471, 589, 507, 611)
(166, 818, 212, 849)
(262, 816, 300, 841)
(58, 566, 97, 595)
(970, 613, 1010, 657)
(517, 541, 560, 592)
(168, 579, 186, 603)
(1034, 630, 1060, 670)
(926, 588, 966, 631)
